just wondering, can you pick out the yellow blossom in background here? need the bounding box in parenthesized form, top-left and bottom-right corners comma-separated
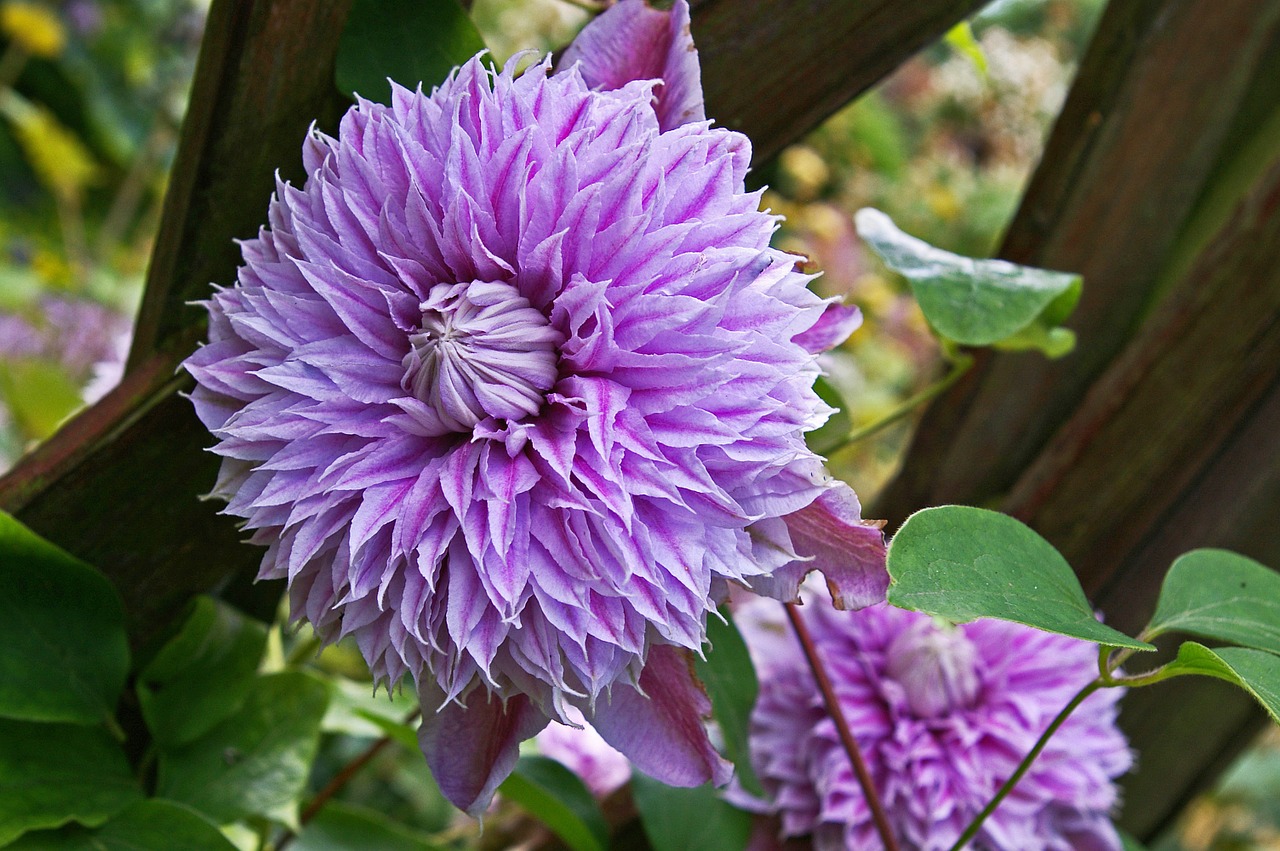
(0, 1, 65, 58)
(0, 90, 99, 201)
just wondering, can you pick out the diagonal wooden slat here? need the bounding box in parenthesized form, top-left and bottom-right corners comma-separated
(0, 0, 987, 649)
(1007, 156, 1280, 838)
(693, 0, 988, 163)
(126, 0, 354, 368)
(875, 0, 1280, 523)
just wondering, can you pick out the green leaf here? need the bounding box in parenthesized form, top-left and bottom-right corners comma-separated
(293, 801, 445, 851)
(335, 0, 486, 105)
(0, 359, 84, 440)
(855, 208, 1082, 352)
(0, 511, 129, 726)
(7, 800, 238, 850)
(886, 506, 1152, 650)
(498, 756, 608, 851)
(1162, 643, 1280, 723)
(631, 774, 751, 851)
(138, 596, 268, 747)
(321, 677, 418, 748)
(695, 611, 763, 797)
(944, 21, 988, 76)
(0, 719, 142, 845)
(156, 671, 329, 826)
(1119, 829, 1149, 851)
(1146, 549, 1280, 653)
(805, 376, 852, 455)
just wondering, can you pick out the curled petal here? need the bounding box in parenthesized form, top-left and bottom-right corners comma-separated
(793, 302, 862, 354)
(417, 681, 550, 817)
(561, 0, 705, 130)
(752, 485, 888, 611)
(583, 644, 730, 787)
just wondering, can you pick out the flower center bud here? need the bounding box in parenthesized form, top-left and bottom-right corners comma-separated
(884, 620, 981, 718)
(401, 280, 561, 432)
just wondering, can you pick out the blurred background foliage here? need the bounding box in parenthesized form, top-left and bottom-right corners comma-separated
(0, 0, 1271, 848)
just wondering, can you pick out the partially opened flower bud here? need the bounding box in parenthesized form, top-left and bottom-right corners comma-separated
(884, 619, 980, 719)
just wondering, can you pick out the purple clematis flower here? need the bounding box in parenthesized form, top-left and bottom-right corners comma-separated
(731, 589, 1131, 851)
(183, 0, 886, 815)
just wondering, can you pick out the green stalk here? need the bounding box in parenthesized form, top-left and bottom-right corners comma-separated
(947, 679, 1102, 851)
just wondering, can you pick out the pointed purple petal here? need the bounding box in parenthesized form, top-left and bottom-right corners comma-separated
(560, 0, 705, 131)
(417, 682, 550, 817)
(793, 302, 863, 354)
(584, 644, 730, 787)
(753, 485, 888, 610)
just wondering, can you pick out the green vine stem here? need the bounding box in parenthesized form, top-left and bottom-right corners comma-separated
(831, 353, 974, 452)
(947, 679, 1102, 851)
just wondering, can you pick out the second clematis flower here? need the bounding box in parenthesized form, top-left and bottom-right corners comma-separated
(183, 0, 887, 814)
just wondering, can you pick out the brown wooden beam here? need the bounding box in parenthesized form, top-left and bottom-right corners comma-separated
(692, 0, 987, 163)
(126, 0, 354, 368)
(875, 0, 1280, 523)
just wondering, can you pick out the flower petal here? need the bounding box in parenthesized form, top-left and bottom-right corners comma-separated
(417, 681, 550, 817)
(753, 485, 888, 611)
(583, 644, 730, 787)
(793, 302, 863, 354)
(560, 0, 705, 131)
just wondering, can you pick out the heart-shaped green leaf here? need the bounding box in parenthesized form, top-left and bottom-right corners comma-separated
(499, 756, 609, 851)
(336, 0, 486, 105)
(1161, 643, 1280, 723)
(156, 671, 329, 827)
(138, 596, 268, 746)
(0, 511, 129, 726)
(0, 719, 142, 845)
(856, 208, 1081, 354)
(631, 774, 752, 851)
(7, 800, 238, 850)
(1146, 549, 1280, 653)
(887, 506, 1152, 650)
(695, 609, 763, 797)
(293, 801, 445, 851)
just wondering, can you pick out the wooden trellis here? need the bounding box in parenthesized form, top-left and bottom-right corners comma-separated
(2, 0, 1277, 840)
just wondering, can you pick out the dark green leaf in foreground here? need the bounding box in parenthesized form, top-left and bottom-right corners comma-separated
(631, 773, 751, 851)
(1119, 830, 1150, 851)
(293, 801, 445, 851)
(805, 376, 852, 455)
(499, 756, 608, 851)
(855, 208, 1081, 355)
(1161, 643, 1280, 723)
(138, 596, 268, 747)
(0, 510, 129, 726)
(1146, 549, 1280, 653)
(0, 719, 142, 846)
(336, 0, 486, 104)
(156, 671, 329, 826)
(887, 506, 1152, 650)
(695, 610, 764, 797)
(7, 800, 238, 850)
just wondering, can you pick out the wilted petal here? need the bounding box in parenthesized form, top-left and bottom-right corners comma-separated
(751, 485, 887, 610)
(561, 0, 705, 131)
(583, 644, 730, 787)
(417, 681, 550, 817)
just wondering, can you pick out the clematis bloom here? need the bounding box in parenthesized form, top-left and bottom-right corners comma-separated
(731, 590, 1131, 850)
(183, 0, 886, 814)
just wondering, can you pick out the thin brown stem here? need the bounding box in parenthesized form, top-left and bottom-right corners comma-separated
(784, 602, 900, 851)
(275, 708, 422, 850)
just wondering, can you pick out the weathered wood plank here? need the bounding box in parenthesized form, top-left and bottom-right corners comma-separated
(1002, 157, 1280, 837)
(875, 0, 1280, 522)
(126, 0, 354, 367)
(692, 0, 988, 163)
